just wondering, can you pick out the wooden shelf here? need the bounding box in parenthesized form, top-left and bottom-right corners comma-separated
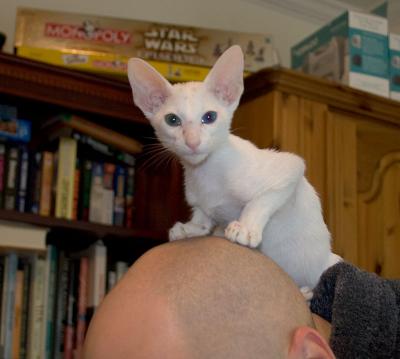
(0, 209, 167, 242)
(0, 52, 145, 124)
(243, 66, 400, 128)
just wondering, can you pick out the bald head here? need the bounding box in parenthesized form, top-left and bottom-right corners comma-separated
(83, 237, 330, 359)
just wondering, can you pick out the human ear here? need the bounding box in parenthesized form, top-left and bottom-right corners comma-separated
(288, 326, 335, 359)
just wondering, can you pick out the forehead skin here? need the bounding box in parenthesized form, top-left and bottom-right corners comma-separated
(82, 247, 189, 359)
(83, 237, 313, 359)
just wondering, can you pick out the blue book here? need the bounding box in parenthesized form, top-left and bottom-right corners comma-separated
(113, 165, 126, 226)
(0, 119, 31, 143)
(17, 146, 29, 212)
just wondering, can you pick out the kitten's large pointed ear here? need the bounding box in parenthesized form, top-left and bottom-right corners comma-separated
(204, 45, 244, 107)
(127, 58, 173, 118)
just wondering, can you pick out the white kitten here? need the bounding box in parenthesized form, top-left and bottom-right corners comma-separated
(127, 46, 341, 289)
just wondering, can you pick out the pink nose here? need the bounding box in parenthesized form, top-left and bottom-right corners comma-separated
(186, 140, 200, 151)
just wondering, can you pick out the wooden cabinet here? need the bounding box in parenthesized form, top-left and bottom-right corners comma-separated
(235, 68, 400, 277)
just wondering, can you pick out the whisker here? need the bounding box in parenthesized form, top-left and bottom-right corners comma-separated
(139, 148, 172, 171)
(230, 126, 246, 135)
(149, 152, 171, 171)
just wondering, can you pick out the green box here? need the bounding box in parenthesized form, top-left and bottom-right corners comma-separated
(291, 11, 389, 98)
(389, 34, 400, 100)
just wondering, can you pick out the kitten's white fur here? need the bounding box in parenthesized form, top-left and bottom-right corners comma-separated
(127, 45, 341, 288)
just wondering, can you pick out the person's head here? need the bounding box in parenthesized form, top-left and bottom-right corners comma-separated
(83, 237, 334, 358)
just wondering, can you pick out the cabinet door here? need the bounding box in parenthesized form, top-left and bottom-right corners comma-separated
(325, 112, 358, 264)
(357, 120, 400, 277)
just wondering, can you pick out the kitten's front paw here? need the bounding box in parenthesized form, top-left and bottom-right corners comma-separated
(224, 221, 262, 248)
(169, 221, 210, 241)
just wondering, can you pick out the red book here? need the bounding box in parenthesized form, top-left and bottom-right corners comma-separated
(39, 151, 54, 216)
(75, 257, 88, 359)
(72, 159, 80, 221)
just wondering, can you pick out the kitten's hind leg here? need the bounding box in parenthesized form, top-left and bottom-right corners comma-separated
(169, 207, 214, 241)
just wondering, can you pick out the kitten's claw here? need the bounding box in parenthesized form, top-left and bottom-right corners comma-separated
(169, 221, 210, 241)
(225, 221, 261, 248)
(300, 286, 314, 303)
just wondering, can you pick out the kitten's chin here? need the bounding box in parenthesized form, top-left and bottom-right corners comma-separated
(181, 152, 209, 166)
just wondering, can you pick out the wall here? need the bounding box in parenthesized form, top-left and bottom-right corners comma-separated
(1, 0, 319, 67)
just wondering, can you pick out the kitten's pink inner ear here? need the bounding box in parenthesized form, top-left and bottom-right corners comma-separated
(127, 58, 172, 117)
(205, 45, 244, 106)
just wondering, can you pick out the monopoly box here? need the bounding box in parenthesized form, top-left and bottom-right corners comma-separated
(15, 7, 277, 82)
(389, 34, 400, 100)
(291, 11, 389, 97)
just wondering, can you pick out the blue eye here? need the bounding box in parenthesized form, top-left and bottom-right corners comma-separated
(201, 111, 217, 124)
(165, 113, 182, 127)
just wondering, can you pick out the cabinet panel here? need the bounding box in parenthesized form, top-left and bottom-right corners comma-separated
(325, 112, 358, 263)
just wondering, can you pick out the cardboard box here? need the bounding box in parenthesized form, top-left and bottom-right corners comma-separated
(389, 34, 400, 100)
(291, 11, 389, 97)
(15, 7, 277, 81)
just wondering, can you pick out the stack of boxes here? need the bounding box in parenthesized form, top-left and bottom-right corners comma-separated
(291, 1, 400, 102)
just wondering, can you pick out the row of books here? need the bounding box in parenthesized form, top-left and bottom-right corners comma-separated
(0, 134, 137, 227)
(0, 109, 144, 227)
(0, 221, 130, 359)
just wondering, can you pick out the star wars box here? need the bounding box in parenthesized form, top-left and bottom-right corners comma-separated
(291, 11, 389, 98)
(389, 34, 400, 100)
(14, 7, 277, 82)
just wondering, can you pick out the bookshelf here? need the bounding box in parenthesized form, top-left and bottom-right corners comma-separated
(0, 53, 190, 358)
(0, 209, 165, 241)
(0, 52, 189, 243)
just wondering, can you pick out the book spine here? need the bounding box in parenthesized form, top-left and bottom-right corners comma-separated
(12, 269, 24, 359)
(80, 160, 92, 221)
(125, 166, 135, 228)
(89, 163, 104, 224)
(87, 242, 107, 319)
(0, 256, 4, 348)
(103, 163, 115, 225)
(55, 138, 77, 220)
(63, 260, 77, 359)
(51, 152, 58, 219)
(0, 143, 6, 208)
(113, 165, 126, 226)
(4, 146, 19, 210)
(28, 153, 42, 214)
(17, 147, 29, 213)
(72, 159, 80, 221)
(19, 258, 31, 359)
(3, 252, 18, 359)
(75, 257, 88, 359)
(39, 152, 54, 217)
(106, 270, 116, 293)
(27, 255, 46, 359)
(0, 255, 9, 356)
(53, 253, 69, 359)
(44, 245, 58, 359)
(115, 261, 128, 282)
